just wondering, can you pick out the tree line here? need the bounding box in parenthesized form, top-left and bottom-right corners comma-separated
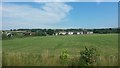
(15, 28, 119, 34)
(2, 28, 119, 40)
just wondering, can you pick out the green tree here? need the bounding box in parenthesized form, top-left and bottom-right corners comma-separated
(47, 29, 55, 35)
(79, 47, 99, 66)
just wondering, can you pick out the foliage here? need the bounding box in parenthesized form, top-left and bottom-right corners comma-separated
(4, 28, 118, 39)
(35, 30, 46, 36)
(2, 33, 12, 40)
(47, 29, 55, 35)
(59, 49, 70, 65)
(79, 47, 99, 66)
(12, 32, 24, 38)
(93, 28, 119, 34)
(17, 28, 119, 34)
(60, 49, 69, 60)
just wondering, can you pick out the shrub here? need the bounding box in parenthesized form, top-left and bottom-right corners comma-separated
(59, 49, 70, 65)
(79, 47, 99, 66)
(60, 49, 69, 60)
(16, 33, 24, 38)
(2, 34, 9, 40)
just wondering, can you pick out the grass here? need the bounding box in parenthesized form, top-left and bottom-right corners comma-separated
(0, 40, 2, 67)
(2, 34, 118, 66)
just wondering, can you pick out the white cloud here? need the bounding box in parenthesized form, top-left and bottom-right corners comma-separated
(2, 3, 73, 29)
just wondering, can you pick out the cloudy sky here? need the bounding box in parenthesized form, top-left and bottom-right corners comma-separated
(1, 0, 118, 30)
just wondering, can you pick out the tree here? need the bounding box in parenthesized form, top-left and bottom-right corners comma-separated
(2, 33, 8, 39)
(35, 30, 46, 36)
(13, 29, 17, 31)
(47, 29, 55, 35)
(79, 47, 99, 66)
(10, 29, 12, 31)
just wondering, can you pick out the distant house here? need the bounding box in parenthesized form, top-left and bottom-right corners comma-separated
(73, 31, 83, 35)
(23, 32, 31, 36)
(55, 33, 58, 35)
(7, 32, 13, 37)
(77, 31, 83, 35)
(58, 31, 67, 35)
(12, 31, 35, 36)
(56, 31, 86, 35)
(82, 30, 93, 34)
(68, 32, 74, 35)
(87, 31, 93, 34)
(2, 31, 13, 37)
(12, 31, 26, 33)
(29, 32, 36, 36)
(24, 31, 38, 36)
(2, 30, 94, 38)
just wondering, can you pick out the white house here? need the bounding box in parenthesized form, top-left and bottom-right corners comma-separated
(77, 32, 83, 35)
(6, 32, 13, 37)
(80, 32, 84, 34)
(68, 32, 74, 35)
(55, 33, 58, 35)
(58, 31, 67, 35)
(87, 31, 93, 34)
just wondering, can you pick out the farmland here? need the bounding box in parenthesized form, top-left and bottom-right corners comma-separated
(2, 34, 118, 66)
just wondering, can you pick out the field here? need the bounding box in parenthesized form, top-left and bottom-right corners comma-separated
(2, 34, 118, 66)
(0, 40, 2, 67)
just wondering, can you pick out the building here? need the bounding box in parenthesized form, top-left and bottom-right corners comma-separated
(68, 32, 74, 35)
(56, 31, 67, 35)
(77, 32, 83, 34)
(55, 31, 90, 35)
(87, 31, 93, 34)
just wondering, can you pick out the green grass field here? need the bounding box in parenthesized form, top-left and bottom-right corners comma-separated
(2, 34, 118, 66)
(0, 40, 2, 67)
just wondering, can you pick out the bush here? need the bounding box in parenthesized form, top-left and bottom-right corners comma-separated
(59, 49, 70, 65)
(16, 33, 24, 38)
(79, 47, 99, 66)
(2, 34, 9, 40)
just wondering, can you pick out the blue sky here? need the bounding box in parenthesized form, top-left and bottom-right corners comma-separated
(57, 2, 118, 29)
(2, 0, 120, 2)
(2, 2, 118, 29)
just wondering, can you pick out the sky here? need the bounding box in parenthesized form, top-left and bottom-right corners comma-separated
(1, 1, 118, 30)
(2, 0, 120, 2)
